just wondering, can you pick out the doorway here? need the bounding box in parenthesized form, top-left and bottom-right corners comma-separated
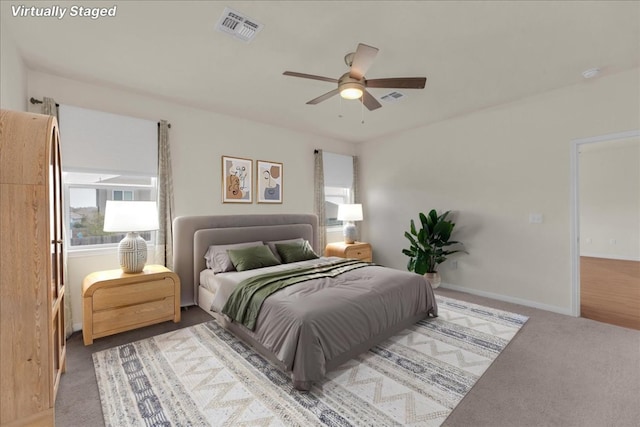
(571, 130, 640, 330)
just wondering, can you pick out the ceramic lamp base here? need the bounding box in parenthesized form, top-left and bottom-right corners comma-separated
(118, 232, 148, 274)
(343, 222, 357, 244)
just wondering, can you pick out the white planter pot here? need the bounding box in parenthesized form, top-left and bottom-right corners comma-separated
(424, 272, 441, 289)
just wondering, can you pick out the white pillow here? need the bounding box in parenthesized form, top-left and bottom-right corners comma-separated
(204, 241, 263, 273)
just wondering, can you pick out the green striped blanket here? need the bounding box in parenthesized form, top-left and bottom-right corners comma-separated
(222, 259, 372, 330)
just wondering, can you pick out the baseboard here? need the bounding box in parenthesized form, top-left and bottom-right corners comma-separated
(579, 253, 640, 262)
(438, 283, 574, 317)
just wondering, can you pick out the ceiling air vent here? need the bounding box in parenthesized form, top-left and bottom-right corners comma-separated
(216, 7, 264, 43)
(380, 91, 406, 102)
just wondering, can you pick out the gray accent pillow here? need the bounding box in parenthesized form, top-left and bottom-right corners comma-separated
(227, 245, 281, 272)
(275, 240, 319, 263)
(265, 238, 304, 262)
(204, 241, 263, 273)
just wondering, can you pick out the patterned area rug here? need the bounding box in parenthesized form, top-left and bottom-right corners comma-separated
(93, 296, 527, 426)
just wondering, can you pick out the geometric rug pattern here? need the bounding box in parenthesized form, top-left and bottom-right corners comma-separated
(93, 296, 528, 426)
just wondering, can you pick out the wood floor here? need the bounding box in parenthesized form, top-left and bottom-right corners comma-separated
(580, 256, 640, 330)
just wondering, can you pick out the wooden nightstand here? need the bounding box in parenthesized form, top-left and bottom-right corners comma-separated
(82, 265, 181, 345)
(325, 241, 373, 262)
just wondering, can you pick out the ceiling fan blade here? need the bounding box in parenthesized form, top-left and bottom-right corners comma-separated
(366, 77, 427, 89)
(283, 71, 338, 83)
(362, 90, 382, 111)
(306, 89, 340, 105)
(349, 43, 379, 80)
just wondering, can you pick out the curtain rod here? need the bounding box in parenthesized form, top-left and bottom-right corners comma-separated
(30, 97, 171, 128)
(30, 97, 58, 107)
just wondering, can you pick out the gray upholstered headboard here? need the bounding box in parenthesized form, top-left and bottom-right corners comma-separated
(172, 214, 319, 306)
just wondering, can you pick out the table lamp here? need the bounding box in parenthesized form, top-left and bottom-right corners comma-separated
(337, 203, 363, 244)
(103, 200, 159, 273)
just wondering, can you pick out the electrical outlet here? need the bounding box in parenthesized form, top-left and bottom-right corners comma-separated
(529, 213, 543, 224)
(609, 239, 617, 245)
(450, 260, 458, 270)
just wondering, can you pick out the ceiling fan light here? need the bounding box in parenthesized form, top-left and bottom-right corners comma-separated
(340, 84, 363, 100)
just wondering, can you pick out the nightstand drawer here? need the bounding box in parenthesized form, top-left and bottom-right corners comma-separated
(93, 297, 175, 335)
(325, 242, 373, 262)
(92, 278, 175, 311)
(345, 246, 372, 261)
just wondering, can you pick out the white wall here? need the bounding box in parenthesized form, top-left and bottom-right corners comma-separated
(22, 66, 640, 325)
(579, 139, 640, 260)
(358, 68, 640, 314)
(0, 24, 27, 111)
(28, 70, 354, 330)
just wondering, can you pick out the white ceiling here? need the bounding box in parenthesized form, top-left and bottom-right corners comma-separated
(2, 1, 639, 143)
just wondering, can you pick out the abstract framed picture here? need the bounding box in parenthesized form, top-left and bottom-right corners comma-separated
(222, 156, 252, 203)
(256, 160, 283, 203)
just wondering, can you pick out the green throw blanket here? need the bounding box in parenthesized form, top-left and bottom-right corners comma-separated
(222, 259, 372, 330)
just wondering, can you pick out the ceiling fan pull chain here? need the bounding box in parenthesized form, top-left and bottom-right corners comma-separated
(338, 96, 343, 118)
(361, 96, 365, 124)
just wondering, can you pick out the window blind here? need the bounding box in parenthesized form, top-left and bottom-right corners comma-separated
(322, 151, 353, 188)
(58, 105, 157, 176)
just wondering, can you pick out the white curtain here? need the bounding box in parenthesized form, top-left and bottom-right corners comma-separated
(40, 97, 74, 339)
(156, 120, 175, 268)
(314, 150, 326, 254)
(352, 155, 361, 238)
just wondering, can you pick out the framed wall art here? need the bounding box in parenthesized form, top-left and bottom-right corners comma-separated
(222, 156, 252, 203)
(257, 160, 283, 203)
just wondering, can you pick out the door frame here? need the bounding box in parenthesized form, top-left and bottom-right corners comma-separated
(569, 129, 639, 316)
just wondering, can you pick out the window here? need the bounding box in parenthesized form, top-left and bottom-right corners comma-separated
(65, 173, 157, 247)
(322, 152, 354, 228)
(324, 186, 351, 227)
(58, 105, 158, 249)
(113, 190, 134, 201)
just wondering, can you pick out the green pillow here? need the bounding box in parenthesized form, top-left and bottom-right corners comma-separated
(227, 245, 281, 272)
(275, 240, 319, 263)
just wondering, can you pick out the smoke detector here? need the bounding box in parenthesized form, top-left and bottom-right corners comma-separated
(216, 7, 263, 43)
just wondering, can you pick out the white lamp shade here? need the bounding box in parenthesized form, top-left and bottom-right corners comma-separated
(337, 204, 363, 222)
(103, 201, 159, 232)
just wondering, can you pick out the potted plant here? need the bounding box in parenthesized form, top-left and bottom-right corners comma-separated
(402, 209, 465, 288)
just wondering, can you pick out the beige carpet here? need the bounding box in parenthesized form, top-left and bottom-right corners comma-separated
(93, 295, 527, 426)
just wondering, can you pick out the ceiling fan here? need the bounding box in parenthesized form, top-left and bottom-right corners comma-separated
(283, 43, 426, 111)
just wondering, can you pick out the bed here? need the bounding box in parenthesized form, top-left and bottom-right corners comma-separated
(173, 214, 437, 390)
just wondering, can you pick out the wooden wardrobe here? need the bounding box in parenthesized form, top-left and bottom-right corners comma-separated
(0, 109, 66, 426)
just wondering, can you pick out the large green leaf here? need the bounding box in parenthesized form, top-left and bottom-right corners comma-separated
(414, 250, 428, 275)
(404, 231, 418, 247)
(433, 221, 453, 243)
(409, 219, 417, 236)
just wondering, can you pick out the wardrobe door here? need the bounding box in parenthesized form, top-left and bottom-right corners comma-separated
(0, 109, 55, 426)
(49, 123, 66, 396)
